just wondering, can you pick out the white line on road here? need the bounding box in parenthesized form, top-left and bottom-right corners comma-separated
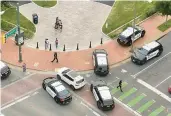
(132, 52, 171, 78)
(137, 79, 171, 103)
(155, 75, 171, 88)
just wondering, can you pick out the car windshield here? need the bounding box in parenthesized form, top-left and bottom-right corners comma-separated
(137, 48, 149, 55)
(76, 79, 84, 84)
(103, 99, 114, 106)
(68, 71, 78, 77)
(58, 89, 69, 97)
(119, 35, 127, 41)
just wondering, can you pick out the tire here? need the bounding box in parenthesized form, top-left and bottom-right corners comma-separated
(42, 83, 46, 90)
(57, 75, 61, 80)
(70, 85, 75, 91)
(141, 30, 146, 37)
(156, 50, 162, 57)
(54, 96, 59, 104)
(127, 41, 132, 46)
(90, 84, 93, 92)
(140, 59, 146, 65)
(97, 101, 101, 109)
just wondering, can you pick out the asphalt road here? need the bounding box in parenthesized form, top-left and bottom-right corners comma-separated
(1, 88, 104, 116)
(1, 67, 32, 88)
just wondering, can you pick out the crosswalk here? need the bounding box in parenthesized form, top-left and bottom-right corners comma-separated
(109, 81, 171, 116)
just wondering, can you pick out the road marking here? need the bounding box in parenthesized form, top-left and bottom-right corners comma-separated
(121, 69, 127, 73)
(119, 88, 137, 101)
(113, 97, 142, 116)
(155, 75, 171, 88)
(80, 101, 100, 116)
(148, 106, 165, 116)
(132, 52, 171, 78)
(137, 100, 155, 113)
(1, 95, 30, 110)
(34, 62, 39, 67)
(2, 73, 36, 89)
(110, 82, 128, 95)
(137, 79, 171, 103)
(127, 93, 146, 107)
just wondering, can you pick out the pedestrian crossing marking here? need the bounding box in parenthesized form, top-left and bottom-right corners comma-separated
(148, 106, 165, 116)
(167, 114, 171, 116)
(110, 82, 127, 95)
(127, 93, 146, 107)
(137, 100, 155, 113)
(118, 88, 137, 101)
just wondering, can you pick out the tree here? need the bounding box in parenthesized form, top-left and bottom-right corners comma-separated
(155, 1, 171, 23)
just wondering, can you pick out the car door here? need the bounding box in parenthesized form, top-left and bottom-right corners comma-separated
(146, 49, 159, 60)
(46, 86, 56, 98)
(63, 74, 73, 85)
(93, 87, 99, 101)
(132, 31, 141, 41)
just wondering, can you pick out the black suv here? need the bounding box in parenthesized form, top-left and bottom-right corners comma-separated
(92, 49, 109, 76)
(42, 77, 72, 105)
(0, 61, 11, 79)
(117, 26, 145, 46)
(90, 80, 115, 111)
(131, 41, 163, 65)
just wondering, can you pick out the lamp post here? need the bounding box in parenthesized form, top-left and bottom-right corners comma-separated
(16, 2, 22, 62)
(130, 1, 136, 52)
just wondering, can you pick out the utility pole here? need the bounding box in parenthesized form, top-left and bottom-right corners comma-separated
(130, 1, 136, 52)
(16, 2, 22, 62)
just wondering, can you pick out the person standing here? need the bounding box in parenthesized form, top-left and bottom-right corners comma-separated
(22, 63, 26, 72)
(117, 80, 123, 92)
(51, 52, 58, 63)
(46, 39, 49, 50)
(55, 38, 58, 49)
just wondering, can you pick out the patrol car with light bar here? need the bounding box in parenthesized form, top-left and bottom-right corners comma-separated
(92, 49, 109, 76)
(90, 80, 115, 110)
(42, 77, 72, 104)
(57, 67, 85, 90)
(117, 26, 146, 46)
(131, 41, 163, 65)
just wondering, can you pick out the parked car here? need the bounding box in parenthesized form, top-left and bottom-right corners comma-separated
(57, 67, 85, 90)
(117, 26, 145, 46)
(168, 85, 171, 94)
(42, 77, 72, 104)
(0, 61, 11, 79)
(92, 49, 109, 76)
(131, 41, 163, 65)
(90, 80, 115, 111)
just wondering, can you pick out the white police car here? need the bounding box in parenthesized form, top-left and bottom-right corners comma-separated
(92, 49, 109, 76)
(117, 26, 146, 46)
(57, 67, 85, 90)
(90, 80, 115, 111)
(131, 41, 163, 65)
(42, 77, 72, 104)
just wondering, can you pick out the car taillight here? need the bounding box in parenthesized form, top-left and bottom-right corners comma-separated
(60, 98, 64, 101)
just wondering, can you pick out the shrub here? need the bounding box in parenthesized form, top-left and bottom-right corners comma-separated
(145, 7, 157, 17)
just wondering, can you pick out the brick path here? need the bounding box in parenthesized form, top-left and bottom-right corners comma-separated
(1, 14, 171, 72)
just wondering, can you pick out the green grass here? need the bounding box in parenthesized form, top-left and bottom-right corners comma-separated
(1, 8, 36, 39)
(33, 0, 57, 8)
(102, 1, 155, 36)
(158, 19, 171, 32)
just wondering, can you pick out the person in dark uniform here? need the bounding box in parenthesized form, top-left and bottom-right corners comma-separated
(117, 80, 123, 92)
(51, 52, 58, 63)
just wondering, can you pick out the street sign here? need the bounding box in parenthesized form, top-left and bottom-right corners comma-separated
(5, 26, 18, 39)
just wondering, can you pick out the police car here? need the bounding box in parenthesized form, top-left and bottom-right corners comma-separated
(90, 80, 115, 110)
(117, 26, 146, 46)
(92, 49, 109, 76)
(42, 77, 72, 104)
(57, 67, 85, 90)
(131, 41, 163, 65)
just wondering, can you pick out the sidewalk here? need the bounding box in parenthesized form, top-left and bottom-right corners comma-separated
(1, 14, 171, 72)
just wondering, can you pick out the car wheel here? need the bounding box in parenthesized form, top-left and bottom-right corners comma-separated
(42, 83, 46, 90)
(54, 96, 59, 104)
(156, 51, 162, 57)
(140, 59, 146, 65)
(97, 101, 101, 109)
(57, 75, 61, 80)
(90, 84, 93, 92)
(70, 85, 75, 90)
(141, 30, 146, 37)
(128, 41, 132, 46)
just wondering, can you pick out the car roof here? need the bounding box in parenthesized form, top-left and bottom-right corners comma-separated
(0, 61, 7, 69)
(96, 54, 107, 65)
(143, 41, 160, 51)
(51, 81, 66, 92)
(121, 27, 138, 37)
(94, 49, 107, 54)
(97, 86, 112, 100)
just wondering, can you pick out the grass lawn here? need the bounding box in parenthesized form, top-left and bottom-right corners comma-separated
(1, 8, 36, 39)
(158, 19, 171, 32)
(33, 0, 57, 8)
(103, 1, 155, 36)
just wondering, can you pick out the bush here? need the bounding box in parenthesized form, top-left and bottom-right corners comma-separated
(145, 7, 157, 17)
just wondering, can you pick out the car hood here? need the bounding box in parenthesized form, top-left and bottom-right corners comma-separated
(75, 75, 84, 81)
(132, 49, 146, 60)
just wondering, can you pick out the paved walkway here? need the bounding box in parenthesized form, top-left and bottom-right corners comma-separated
(19, 1, 111, 51)
(1, 14, 171, 72)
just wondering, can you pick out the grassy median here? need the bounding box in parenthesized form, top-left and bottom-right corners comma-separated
(33, 0, 57, 8)
(158, 19, 171, 32)
(103, 1, 155, 38)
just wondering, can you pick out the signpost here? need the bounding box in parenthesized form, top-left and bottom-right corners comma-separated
(5, 26, 17, 39)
